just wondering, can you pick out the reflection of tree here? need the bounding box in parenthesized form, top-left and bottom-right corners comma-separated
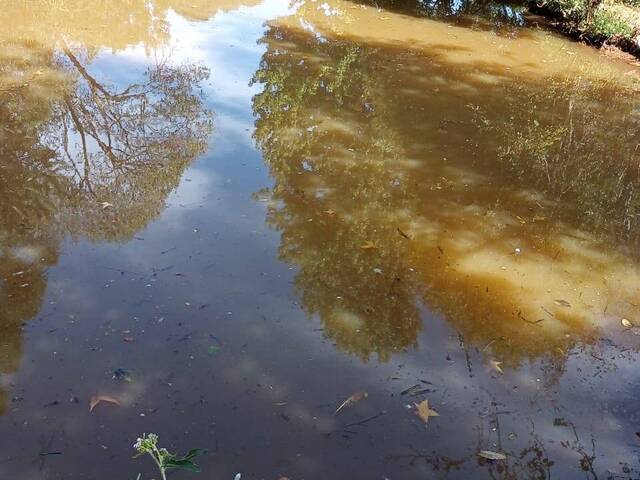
(51, 47, 213, 241)
(480, 79, 640, 254)
(0, 22, 212, 411)
(252, 27, 421, 361)
(387, 412, 631, 479)
(353, 0, 526, 28)
(251, 21, 639, 367)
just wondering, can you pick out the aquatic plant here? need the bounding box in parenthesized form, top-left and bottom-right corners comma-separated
(133, 433, 205, 480)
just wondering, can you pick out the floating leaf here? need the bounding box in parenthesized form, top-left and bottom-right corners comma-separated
(554, 299, 571, 307)
(490, 360, 503, 374)
(622, 318, 633, 328)
(360, 240, 377, 250)
(334, 391, 368, 415)
(100, 202, 114, 209)
(414, 399, 439, 425)
(89, 395, 121, 412)
(478, 450, 507, 461)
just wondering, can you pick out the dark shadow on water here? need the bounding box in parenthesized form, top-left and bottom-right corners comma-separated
(350, 0, 533, 33)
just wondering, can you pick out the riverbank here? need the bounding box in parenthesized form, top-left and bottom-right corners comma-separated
(529, 0, 640, 59)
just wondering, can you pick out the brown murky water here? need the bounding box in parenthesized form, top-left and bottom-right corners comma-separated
(2, 1, 640, 479)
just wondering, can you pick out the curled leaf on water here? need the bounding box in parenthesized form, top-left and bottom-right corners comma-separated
(478, 450, 507, 461)
(89, 395, 121, 412)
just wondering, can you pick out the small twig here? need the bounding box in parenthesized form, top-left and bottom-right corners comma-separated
(518, 310, 544, 325)
(397, 227, 411, 240)
(342, 411, 386, 429)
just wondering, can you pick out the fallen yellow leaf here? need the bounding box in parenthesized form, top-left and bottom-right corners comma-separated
(414, 399, 439, 425)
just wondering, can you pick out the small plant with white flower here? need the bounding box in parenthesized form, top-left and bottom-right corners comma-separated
(133, 433, 205, 480)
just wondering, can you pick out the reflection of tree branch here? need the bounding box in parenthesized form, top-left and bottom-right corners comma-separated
(62, 46, 148, 102)
(63, 96, 94, 196)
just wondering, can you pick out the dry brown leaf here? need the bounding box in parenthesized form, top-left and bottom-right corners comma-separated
(414, 399, 439, 425)
(360, 241, 377, 250)
(89, 395, 121, 412)
(334, 391, 368, 415)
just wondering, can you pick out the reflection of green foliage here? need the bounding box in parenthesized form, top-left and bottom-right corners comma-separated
(489, 79, 640, 251)
(252, 27, 419, 361)
(354, 0, 527, 27)
(251, 22, 639, 368)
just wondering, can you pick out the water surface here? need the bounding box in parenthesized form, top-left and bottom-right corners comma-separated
(1, 1, 640, 479)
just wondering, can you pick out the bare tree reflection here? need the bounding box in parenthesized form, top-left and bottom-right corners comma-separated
(0, 34, 213, 411)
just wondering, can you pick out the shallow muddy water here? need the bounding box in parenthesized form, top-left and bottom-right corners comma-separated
(1, 1, 640, 479)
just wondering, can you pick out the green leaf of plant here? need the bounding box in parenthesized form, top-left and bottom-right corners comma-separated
(164, 459, 201, 472)
(164, 449, 206, 472)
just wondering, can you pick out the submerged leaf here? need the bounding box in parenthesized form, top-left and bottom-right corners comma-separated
(334, 391, 368, 415)
(490, 360, 503, 374)
(554, 299, 571, 307)
(478, 450, 507, 461)
(89, 395, 121, 412)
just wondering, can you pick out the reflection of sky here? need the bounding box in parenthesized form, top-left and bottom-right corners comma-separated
(2, 1, 640, 480)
